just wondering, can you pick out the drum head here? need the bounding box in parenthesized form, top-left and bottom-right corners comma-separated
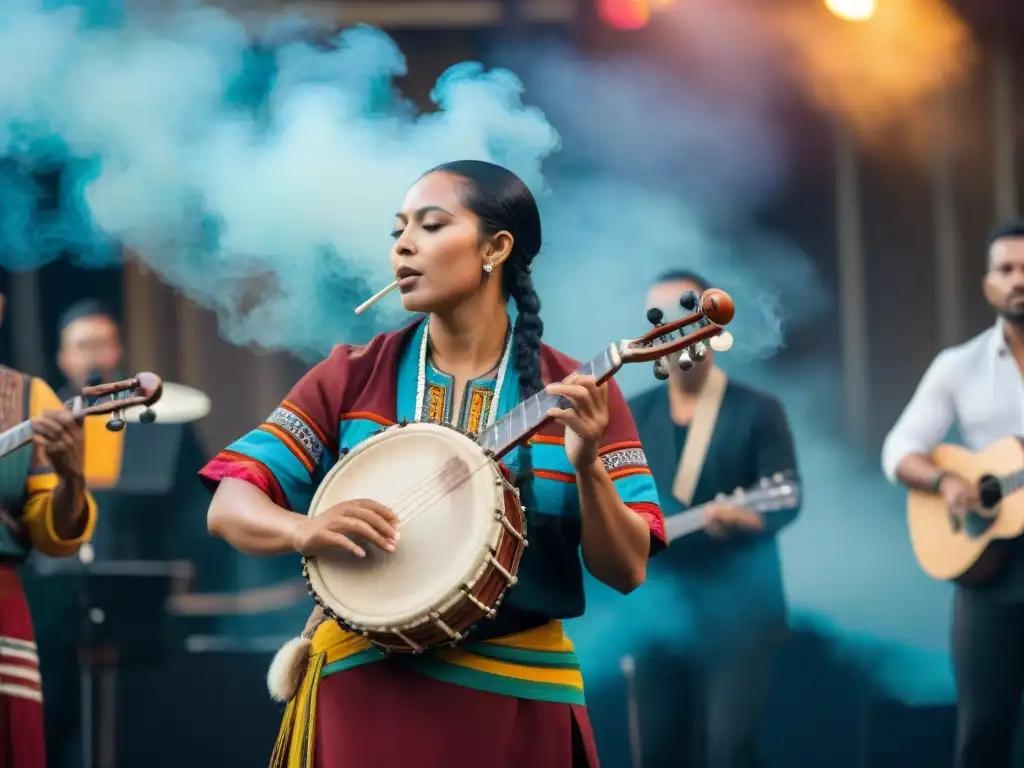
(305, 423, 504, 631)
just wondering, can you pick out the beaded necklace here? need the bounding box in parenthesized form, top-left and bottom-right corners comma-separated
(414, 320, 513, 430)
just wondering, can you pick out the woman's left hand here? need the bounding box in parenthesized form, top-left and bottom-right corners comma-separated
(545, 373, 609, 471)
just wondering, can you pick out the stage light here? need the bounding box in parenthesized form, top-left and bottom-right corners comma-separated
(596, 0, 652, 30)
(825, 0, 876, 22)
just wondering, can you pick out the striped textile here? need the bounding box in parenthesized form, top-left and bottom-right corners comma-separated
(0, 564, 45, 767)
(0, 636, 41, 704)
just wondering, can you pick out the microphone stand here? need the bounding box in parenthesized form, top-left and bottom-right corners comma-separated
(76, 548, 96, 768)
(620, 654, 643, 768)
(78, 371, 103, 768)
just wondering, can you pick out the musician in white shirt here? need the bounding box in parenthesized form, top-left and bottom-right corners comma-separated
(881, 220, 1024, 768)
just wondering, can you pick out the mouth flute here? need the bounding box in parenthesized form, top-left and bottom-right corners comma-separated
(354, 280, 400, 316)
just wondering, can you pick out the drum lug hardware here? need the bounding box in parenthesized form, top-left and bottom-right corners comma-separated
(462, 587, 495, 617)
(485, 552, 516, 586)
(399, 418, 408, 427)
(395, 630, 423, 653)
(340, 447, 350, 456)
(498, 514, 523, 542)
(431, 612, 462, 641)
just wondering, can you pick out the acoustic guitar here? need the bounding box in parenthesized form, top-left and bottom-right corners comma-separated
(664, 473, 800, 542)
(907, 436, 1024, 585)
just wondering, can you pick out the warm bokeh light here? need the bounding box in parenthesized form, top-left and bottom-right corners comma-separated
(596, 0, 652, 30)
(825, 0, 877, 22)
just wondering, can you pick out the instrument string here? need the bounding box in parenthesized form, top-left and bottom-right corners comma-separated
(380, 460, 456, 515)
(390, 456, 497, 530)
(388, 462, 465, 527)
(374, 454, 466, 520)
(335, 449, 497, 534)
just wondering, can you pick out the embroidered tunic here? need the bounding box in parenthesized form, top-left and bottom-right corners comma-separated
(199, 319, 666, 767)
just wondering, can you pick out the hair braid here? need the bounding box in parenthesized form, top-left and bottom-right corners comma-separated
(505, 258, 543, 503)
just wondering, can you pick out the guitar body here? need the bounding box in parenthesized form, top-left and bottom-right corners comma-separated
(908, 437, 1024, 586)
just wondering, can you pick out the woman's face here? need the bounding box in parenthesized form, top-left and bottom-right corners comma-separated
(391, 172, 494, 315)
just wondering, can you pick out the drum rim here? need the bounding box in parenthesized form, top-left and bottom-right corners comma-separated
(304, 421, 507, 631)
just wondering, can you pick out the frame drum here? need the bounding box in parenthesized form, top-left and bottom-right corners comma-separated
(303, 421, 527, 653)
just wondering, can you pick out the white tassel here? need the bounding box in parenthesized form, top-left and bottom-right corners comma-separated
(267, 636, 311, 703)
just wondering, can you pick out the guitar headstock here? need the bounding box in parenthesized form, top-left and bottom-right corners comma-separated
(620, 288, 735, 378)
(76, 372, 164, 432)
(728, 473, 800, 513)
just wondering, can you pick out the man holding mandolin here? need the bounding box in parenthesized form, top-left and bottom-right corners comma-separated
(882, 220, 1024, 768)
(0, 287, 99, 767)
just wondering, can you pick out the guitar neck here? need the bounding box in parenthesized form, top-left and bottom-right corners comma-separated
(663, 477, 801, 543)
(664, 502, 714, 542)
(0, 420, 35, 462)
(0, 393, 90, 462)
(1002, 469, 1024, 496)
(478, 344, 621, 459)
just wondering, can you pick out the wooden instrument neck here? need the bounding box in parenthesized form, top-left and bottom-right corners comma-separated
(0, 392, 88, 462)
(476, 344, 622, 460)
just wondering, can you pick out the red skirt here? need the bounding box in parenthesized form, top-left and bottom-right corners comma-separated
(313, 660, 600, 768)
(0, 564, 45, 768)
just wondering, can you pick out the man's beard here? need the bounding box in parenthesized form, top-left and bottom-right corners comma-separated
(1000, 302, 1024, 327)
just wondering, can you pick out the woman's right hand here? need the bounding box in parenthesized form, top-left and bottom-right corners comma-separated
(290, 499, 400, 558)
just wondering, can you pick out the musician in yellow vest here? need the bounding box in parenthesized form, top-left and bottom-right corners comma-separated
(882, 221, 1024, 768)
(625, 270, 801, 768)
(201, 161, 667, 767)
(0, 288, 97, 766)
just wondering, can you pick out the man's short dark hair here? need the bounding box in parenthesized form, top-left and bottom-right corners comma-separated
(58, 299, 115, 335)
(987, 219, 1024, 248)
(651, 269, 711, 293)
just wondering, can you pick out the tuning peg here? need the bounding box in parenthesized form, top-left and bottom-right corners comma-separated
(692, 342, 707, 362)
(677, 350, 695, 372)
(653, 359, 670, 380)
(709, 331, 734, 353)
(106, 415, 126, 432)
(679, 290, 699, 311)
(646, 307, 664, 325)
(139, 409, 157, 424)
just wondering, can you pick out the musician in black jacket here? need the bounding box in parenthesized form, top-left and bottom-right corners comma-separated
(627, 269, 802, 768)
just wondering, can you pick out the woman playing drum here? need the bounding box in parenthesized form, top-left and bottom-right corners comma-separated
(200, 160, 667, 767)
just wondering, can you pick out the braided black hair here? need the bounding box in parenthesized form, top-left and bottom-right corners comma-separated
(426, 160, 544, 501)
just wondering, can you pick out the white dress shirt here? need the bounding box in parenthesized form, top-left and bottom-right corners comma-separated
(881, 321, 1024, 482)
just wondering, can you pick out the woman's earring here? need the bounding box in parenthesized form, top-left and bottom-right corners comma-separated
(483, 263, 494, 274)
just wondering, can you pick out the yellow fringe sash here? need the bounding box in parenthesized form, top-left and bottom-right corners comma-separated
(270, 620, 583, 768)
